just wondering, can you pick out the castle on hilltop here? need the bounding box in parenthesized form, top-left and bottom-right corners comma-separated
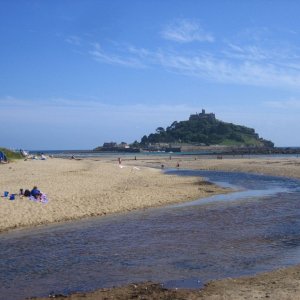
(189, 109, 216, 121)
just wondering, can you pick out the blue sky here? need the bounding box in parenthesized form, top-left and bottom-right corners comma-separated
(1, 0, 300, 150)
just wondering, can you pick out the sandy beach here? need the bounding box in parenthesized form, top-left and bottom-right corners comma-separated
(2, 155, 300, 233)
(0, 156, 229, 233)
(2, 155, 300, 300)
(123, 154, 300, 179)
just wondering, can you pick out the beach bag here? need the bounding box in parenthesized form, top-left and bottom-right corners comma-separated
(24, 190, 31, 197)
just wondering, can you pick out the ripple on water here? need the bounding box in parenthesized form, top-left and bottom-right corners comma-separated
(1, 171, 300, 300)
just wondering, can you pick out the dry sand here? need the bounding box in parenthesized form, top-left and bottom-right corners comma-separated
(3, 155, 300, 299)
(0, 157, 228, 233)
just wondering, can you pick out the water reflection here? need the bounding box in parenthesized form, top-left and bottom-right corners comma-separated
(1, 171, 300, 300)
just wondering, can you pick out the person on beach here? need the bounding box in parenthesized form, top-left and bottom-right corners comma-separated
(29, 186, 48, 203)
(30, 186, 41, 200)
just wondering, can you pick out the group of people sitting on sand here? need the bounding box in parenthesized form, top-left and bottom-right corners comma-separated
(21, 186, 48, 203)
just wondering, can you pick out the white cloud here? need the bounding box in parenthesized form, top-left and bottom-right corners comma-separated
(65, 25, 300, 90)
(223, 43, 269, 61)
(0, 96, 200, 126)
(65, 35, 82, 46)
(0, 96, 204, 149)
(263, 98, 300, 109)
(161, 19, 214, 43)
(89, 44, 146, 68)
(153, 50, 300, 88)
(2, 96, 299, 148)
(86, 39, 300, 89)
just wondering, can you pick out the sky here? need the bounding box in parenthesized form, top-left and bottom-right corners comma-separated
(1, 0, 300, 150)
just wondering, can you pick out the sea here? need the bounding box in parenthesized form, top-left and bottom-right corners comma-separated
(27, 148, 300, 159)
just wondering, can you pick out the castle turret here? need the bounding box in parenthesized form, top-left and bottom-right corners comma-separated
(189, 109, 215, 121)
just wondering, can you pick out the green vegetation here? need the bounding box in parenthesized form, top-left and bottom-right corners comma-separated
(139, 115, 274, 147)
(0, 147, 23, 160)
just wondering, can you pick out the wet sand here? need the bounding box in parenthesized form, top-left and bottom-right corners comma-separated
(3, 155, 300, 299)
(35, 264, 300, 299)
(124, 154, 300, 179)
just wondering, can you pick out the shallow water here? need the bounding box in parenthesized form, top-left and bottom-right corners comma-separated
(1, 170, 300, 300)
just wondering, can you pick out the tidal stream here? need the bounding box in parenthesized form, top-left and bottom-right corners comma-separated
(1, 170, 300, 300)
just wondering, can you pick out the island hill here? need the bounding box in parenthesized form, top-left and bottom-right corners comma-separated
(94, 110, 275, 154)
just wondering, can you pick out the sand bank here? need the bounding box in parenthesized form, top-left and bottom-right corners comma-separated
(123, 155, 300, 179)
(3, 155, 300, 300)
(2, 155, 300, 233)
(35, 264, 300, 299)
(0, 158, 228, 233)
